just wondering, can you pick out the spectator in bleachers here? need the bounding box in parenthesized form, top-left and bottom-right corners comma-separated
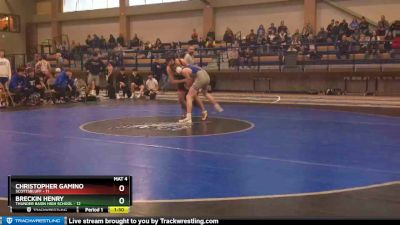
(316, 27, 328, 43)
(144, 73, 158, 100)
(278, 20, 288, 34)
(392, 34, 400, 52)
(307, 36, 321, 60)
(184, 45, 196, 65)
(55, 52, 64, 69)
(207, 28, 216, 42)
(390, 20, 400, 37)
(240, 47, 254, 69)
(154, 38, 163, 50)
(302, 23, 313, 38)
(377, 15, 390, 36)
(327, 19, 335, 37)
(85, 35, 92, 47)
(35, 55, 51, 77)
(0, 49, 12, 89)
(228, 46, 239, 68)
(92, 34, 100, 49)
(131, 71, 144, 98)
(339, 19, 349, 37)
(54, 69, 76, 103)
(349, 18, 359, 34)
(331, 21, 340, 41)
(359, 17, 370, 35)
(205, 37, 216, 48)
(130, 34, 141, 48)
(100, 35, 107, 49)
(267, 30, 279, 53)
(278, 30, 289, 50)
(198, 37, 206, 48)
(223, 27, 234, 44)
(268, 23, 277, 35)
(246, 29, 257, 45)
(9, 67, 28, 104)
(28, 53, 40, 69)
(117, 34, 125, 47)
(292, 29, 301, 40)
(336, 34, 351, 59)
(289, 35, 301, 52)
(359, 33, 371, 53)
(384, 32, 393, 52)
(190, 29, 199, 44)
(112, 43, 124, 66)
(85, 53, 106, 96)
(257, 25, 266, 44)
(368, 31, 381, 58)
(108, 34, 117, 49)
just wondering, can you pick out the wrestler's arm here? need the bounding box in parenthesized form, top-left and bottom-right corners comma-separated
(167, 66, 187, 84)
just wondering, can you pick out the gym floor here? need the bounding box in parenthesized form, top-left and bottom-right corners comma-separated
(0, 93, 399, 218)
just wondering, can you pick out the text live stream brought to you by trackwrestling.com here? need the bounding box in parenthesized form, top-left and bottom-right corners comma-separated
(0, 217, 223, 225)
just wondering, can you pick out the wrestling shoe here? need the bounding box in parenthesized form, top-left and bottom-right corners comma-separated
(214, 104, 224, 113)
(202, 111, 208, 121)
(179, 117, 192, 124)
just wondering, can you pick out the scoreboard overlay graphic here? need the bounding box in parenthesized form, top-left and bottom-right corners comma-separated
(8, 176, 132, 213)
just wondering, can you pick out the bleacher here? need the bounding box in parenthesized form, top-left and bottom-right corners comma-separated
(42, 39, 400, 74)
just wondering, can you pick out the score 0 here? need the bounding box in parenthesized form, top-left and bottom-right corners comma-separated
(113, 176, 129, 206)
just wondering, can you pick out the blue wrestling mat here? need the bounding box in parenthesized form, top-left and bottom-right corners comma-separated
(0, 101, 399, 200)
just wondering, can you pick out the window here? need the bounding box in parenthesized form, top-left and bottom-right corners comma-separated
(129, 0, 188, 6)
(63, 0, 119, 12)
(0, 14, 20, 33)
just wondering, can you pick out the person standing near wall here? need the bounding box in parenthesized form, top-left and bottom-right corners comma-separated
(85, 53, 106, 96)
(0, 49, 12, 88)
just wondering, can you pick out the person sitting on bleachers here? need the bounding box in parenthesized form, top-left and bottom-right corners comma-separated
(228, 46, 239, 68)
(117, 34, 125, 47)
(377, 15, 390, 36)
(85, 35, 93, 47)
(336, 34, 351, 59)
(246, 29, 257, 45)
(144, 73, 158, 100)
(392, 34, 400, 57)
(316, 27, 328, 43)
(359, 17, 370, 35)
(239, 47, 254, 69)
(9, 67, 29, 104)
(223, 27, 235, 44)
(359, 33, 371, 53)
(368, 31, 381, 58)
(129, 34, 141, 49)
(384, 32, 393, 52)
(189, 29, 199, 44)
(108, 34, 117, 49)
(54, 69, 76, 103)
(390, 21, 400, 38)
(278, 20, 288, 34)
(349, 18, 359, 35)
(338, 19, 349, 37)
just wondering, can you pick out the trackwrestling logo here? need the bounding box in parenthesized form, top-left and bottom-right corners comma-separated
(2, 217, 65, 225)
